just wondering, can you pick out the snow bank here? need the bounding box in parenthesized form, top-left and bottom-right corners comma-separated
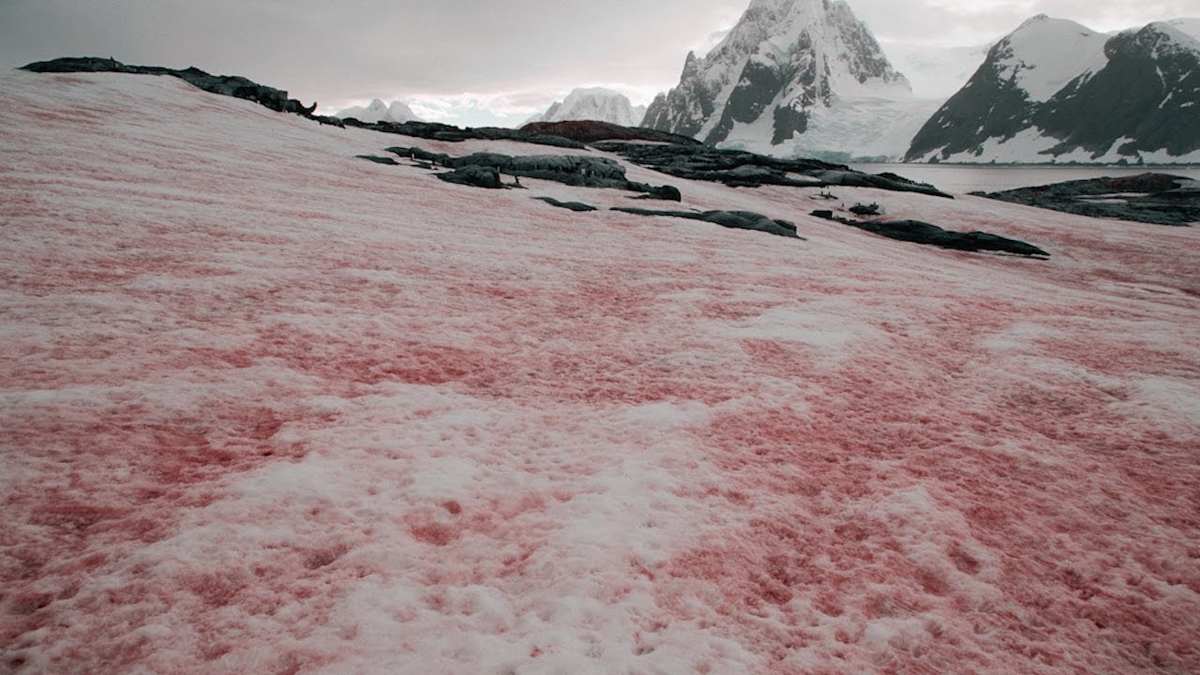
(2, 70, 1198, 674)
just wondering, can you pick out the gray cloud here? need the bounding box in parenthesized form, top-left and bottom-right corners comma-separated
(2, 0, 1196, 122)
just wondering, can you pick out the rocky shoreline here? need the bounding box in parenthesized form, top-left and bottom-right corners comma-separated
(973, 173, 1200, 226)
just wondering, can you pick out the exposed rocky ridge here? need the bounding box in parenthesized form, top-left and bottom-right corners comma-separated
(642, 0, 912, 155)
(907, 19, 1200, 163)
(534, 198, 599, 212)
(21, 56, 321, 117)
(973, 173, 1200, 226)
(345, 120, 587, 149)
(809, 211, 1050, 257)
(19, 57, 593, 150)
(593, 142, 953, 198)
(521, 121, 702, 146)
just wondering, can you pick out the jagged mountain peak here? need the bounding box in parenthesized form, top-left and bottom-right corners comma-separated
(643, 0, 915, 158)
(335, 98, 420, 124)
(526, 88, 646, 127)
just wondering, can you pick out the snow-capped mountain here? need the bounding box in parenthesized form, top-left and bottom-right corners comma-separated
(335, 98, 421, 124)
(642, 0, 927, 160)
(526, 88, 647, 127)
(906, 16, 1200, 163)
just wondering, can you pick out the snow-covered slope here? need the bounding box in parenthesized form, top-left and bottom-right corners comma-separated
(908, 16, 1200, 163)
(643, 0, 922, 160)
(3, 69, 1200, 675)
(336, 98, 421, 123)
(883, 42, 991, 99)
(1167, 17, 1200, 40)
(526, 88, 647, 127)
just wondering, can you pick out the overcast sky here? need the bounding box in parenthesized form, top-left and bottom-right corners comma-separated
(3, 0, 1197, 126)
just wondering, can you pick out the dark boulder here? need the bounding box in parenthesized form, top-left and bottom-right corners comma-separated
(613, 208, 803, 239)
(386, 146, 452, 166)
(437, 166, 503, 189)
(809, 210, 1048, 257)
(356, 155, 400, 165)
(535, 198, 598, 212)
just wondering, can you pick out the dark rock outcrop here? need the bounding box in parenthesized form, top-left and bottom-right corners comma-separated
(520, 121, 702, 146)
(535, 198, 598, 212)
(21, 57, 317, 116)
(345, 120, 586, 149)
(593, 142, 952, 198)
(810, 210, 1049, 257)
(385, 146, 681, 200)
(973, 173, 1199, 226)
(356, 155, 400, 165)
(613, 208, 802, 239)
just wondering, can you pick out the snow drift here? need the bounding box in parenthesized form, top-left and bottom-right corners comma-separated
(1, 69, 1199, 675)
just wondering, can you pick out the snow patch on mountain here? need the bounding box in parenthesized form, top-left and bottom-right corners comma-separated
(993, 16, 1109, 103)
(1167, 18, 1200, 40)
(336, 98, 421, 123)
(527, 88, 646, 127)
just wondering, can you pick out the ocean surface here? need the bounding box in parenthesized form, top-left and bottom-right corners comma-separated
(852, 164, 1200, 195)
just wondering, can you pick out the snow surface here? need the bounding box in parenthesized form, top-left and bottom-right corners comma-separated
(996, 15, 1110, 104)
(526, 88, 647, 127)
(2, 71, 1200, 674)
(725, 95, 943, 161)
(1168, 17, 1200, 40)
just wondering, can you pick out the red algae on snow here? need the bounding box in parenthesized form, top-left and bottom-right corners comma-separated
(1, 71, 1198, 674)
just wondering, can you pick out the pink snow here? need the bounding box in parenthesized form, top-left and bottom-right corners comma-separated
(1, 71, 1198, 674)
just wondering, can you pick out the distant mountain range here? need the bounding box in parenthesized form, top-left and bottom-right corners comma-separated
(526, 88, 647, 127)
(335, 99, 421, 124)
(618, 0, 1200, 164)
(907, 16, 1200, 164)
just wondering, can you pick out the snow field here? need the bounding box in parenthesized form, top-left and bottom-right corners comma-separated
(1, 71, 1199, 674)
